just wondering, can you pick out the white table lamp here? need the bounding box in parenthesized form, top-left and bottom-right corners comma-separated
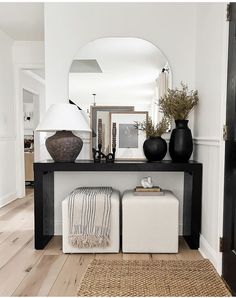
(36, 103, 91, 162)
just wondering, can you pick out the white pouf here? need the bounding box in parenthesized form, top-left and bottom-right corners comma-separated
(62, 189, 120, 253)
(122, 190, 179, 253)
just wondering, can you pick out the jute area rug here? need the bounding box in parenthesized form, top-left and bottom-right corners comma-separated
(78, 259, 231, 297)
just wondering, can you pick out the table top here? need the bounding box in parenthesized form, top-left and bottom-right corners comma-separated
(34, 159, 202, 172)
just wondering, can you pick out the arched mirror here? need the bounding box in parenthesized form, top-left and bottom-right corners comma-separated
(69, 37, 171, 159)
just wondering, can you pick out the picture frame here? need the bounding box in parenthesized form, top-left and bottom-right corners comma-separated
(90, 106, 134, 154)
(109, 111, 148, 160)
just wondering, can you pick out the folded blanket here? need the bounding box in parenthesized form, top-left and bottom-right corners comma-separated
(68, 187, 113, 248)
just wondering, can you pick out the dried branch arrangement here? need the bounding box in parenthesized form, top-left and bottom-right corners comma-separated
(159, 82, 199, 120)
(135, 116, 170, 138)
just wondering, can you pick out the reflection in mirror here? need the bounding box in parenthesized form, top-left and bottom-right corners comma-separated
(69, 38, 171, 158)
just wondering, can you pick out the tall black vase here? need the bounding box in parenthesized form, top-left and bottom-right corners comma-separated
(143, 136, 167, 161)
(169, 120, 193, 162)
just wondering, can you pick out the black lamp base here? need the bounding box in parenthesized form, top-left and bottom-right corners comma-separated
(46, 131, 83, 162)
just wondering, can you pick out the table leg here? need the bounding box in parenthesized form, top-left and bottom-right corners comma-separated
(34, 170, 54, 249)
(183, 168, 202, 249)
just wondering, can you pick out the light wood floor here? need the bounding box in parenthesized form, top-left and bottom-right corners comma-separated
(0, 188, 203, 297)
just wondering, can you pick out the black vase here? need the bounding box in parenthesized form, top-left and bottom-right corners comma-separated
(143, 136, 167, 161)
(169, 120, 193, 162)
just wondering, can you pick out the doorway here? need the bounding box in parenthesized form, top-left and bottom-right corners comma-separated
(23, 89, 39, 192)
(15, 67, 45, 198)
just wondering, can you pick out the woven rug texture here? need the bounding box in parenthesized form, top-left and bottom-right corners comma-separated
(78, 259, 231, 297)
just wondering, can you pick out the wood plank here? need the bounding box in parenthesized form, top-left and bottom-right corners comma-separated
(25, 187, 34, 196)
(0, 230, 33, 269)
(0, 191, 32, 218)
(0, 204, 33, 245)
(0, 198, 33, 222)
(13, 255, 68, 297)
(48, 254, 94, 296)
(44, 236, 63, 256)
(176, 237, 203, 260)
(0, 216, 33, 245)
(0, 239, 44, 296)
(0, 198, 33, 225)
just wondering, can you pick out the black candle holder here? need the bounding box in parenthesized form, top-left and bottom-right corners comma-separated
(92, 144, 116, 163)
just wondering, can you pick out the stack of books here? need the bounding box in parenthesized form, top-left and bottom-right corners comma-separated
(134, 186, 164, 196)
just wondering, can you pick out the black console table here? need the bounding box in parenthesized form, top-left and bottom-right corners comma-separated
(34, 160, 202, 250)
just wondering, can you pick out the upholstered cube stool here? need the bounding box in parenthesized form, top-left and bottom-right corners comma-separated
(122, 190, 179, 253)
(62, 189, 120, 253)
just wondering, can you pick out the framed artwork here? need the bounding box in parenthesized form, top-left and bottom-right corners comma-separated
(110, 111, 148, 159)
(90, 106, 134, 153)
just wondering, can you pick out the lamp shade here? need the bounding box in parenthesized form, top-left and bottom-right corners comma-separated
(35, 103, 91, 132)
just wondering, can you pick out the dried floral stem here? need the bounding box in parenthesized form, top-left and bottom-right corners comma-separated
(159, 82, 199, 120)
(135, 116, 170, 138)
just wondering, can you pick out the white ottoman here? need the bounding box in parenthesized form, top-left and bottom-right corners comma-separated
(122, 190, 179, 253)
(62, 189, 120, 253)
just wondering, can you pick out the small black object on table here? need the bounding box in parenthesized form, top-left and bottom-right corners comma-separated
(92, 144, 116, 163)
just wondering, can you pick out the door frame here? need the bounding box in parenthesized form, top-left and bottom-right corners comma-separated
(14, 63, 45, 198)
(222, 3, 236, 293)
(197, 5, 229, 275)
(218, 9, 230, 274)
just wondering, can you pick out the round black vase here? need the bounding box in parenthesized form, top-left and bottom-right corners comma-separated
(143, 136, 167, 161)
(169, 120, 193, 162)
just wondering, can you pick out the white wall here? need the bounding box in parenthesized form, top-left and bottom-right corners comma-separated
(13, 41, 44, 66)
(194, 3, 228, 273)
(0, 29, 17, 207)
(44, 2, 197, 235)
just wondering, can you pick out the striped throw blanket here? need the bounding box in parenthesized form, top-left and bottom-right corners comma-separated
(68, 187, 113, 248)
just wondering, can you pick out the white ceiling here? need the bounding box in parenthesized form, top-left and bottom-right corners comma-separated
(69, 38, 168, 111)
(70, 60, 102, 73)
(30, 68, 45, 79)
(0, 3, 44, 41)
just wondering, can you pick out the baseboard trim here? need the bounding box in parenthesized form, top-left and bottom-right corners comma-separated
(199, 234, 222, 274)
(55, 221, 62, 235)
(0, 192, 18, 208)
